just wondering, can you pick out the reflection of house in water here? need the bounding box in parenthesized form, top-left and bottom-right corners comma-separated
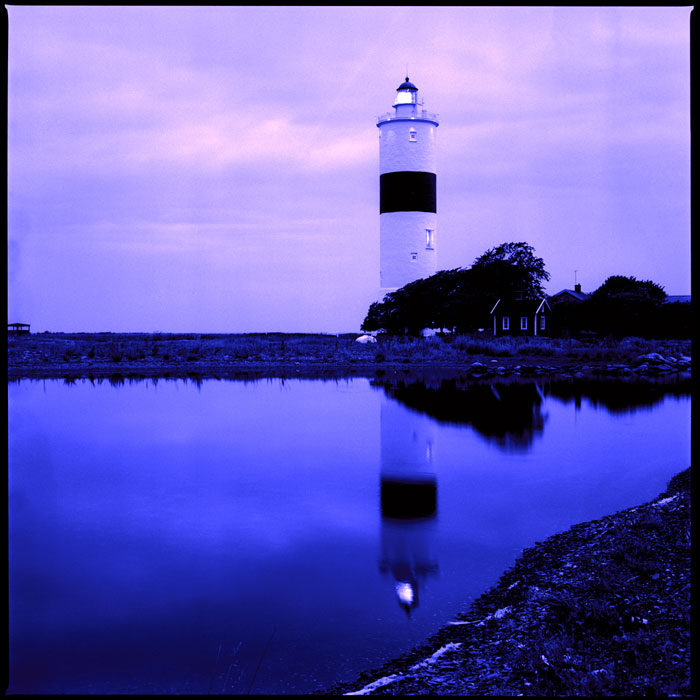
(378, 399, 439, 615)
(377, 378, 548, 451)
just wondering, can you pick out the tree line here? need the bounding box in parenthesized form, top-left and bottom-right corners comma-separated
(361, 242, 691, 339)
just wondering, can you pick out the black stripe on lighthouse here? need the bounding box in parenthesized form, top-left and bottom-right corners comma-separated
(380, 478, 437, 520)
(380, 171, 436, 214)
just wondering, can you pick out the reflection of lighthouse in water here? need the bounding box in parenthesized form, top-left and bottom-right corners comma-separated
(378, 399, 439, 615)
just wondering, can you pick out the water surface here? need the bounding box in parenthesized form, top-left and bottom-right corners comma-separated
(8, 376, 690, 694)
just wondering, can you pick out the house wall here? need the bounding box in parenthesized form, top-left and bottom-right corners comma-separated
(493, 313, 550, 337)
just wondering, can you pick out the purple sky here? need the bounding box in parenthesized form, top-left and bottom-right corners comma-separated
(7, 6, 691, 333)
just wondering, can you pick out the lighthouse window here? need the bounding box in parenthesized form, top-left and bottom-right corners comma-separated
(410, 252, 418, 261)
(425, 228, 435, 250)
(408, 129, 417, 142)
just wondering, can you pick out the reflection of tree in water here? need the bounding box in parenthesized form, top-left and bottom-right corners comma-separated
(374, 375, 691, 449)
(377, 378, 548, 451)
(547, 376, 691, 414)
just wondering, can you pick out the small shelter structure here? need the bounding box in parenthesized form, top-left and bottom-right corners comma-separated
(490, 297, 551, 337)
(8, 323, 31, 335)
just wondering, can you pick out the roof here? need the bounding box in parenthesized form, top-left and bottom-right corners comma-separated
(549, 288, 589, 302)
(535, 298, 551, 314)
(397, 77, 418, 92)
(490, 297, 551, 315)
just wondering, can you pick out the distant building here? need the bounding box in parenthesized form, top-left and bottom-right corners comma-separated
(548, 283, 589, 305)
(8, 323, 30, 335)
(664, 295, 691, 304)
(490, 297, 551, 337)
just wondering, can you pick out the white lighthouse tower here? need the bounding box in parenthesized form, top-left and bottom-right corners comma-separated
(377, 77, 439, 290)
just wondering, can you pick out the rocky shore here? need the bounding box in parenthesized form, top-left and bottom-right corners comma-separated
(317, 468, 691, 696)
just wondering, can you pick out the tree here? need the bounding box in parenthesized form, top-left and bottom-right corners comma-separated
(589, 275, 666, 305)
(361, 270, 466, 334)
(586, 275, 667, 338)
(651, 300, 692, 339)
(361, 242, 550, 334)
(472, 242, 550, 298)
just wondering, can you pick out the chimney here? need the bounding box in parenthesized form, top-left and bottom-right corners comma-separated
(574, 283, 582, 294)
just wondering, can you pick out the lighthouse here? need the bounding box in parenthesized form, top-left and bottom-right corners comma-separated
(374, 78, 441, 614)
(377, 77, 439, 290)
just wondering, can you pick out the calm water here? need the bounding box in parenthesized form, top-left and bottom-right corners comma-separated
(8, 375, 691, 694)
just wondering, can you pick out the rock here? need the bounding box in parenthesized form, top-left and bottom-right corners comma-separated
(493, 606, 511, 620)
(355, 335, 376, 344)
(638, 352, 667, 364)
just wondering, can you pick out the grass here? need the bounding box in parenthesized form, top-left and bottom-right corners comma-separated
(8, 331, 691, 370)
(445, 334, 690, 363)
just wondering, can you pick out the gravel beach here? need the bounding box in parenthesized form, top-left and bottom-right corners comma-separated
(318, 468, 691, 696)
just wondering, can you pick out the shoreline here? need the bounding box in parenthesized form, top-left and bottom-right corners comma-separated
(7, 332, 691, 382)
(317, 468, 691, 696)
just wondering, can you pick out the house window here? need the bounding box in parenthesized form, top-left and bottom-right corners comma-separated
(425, 228, 435, 250)
(502, 316, 510, 331)
(520, 316, 528, 330)
(410, 252, 418, 261)
(409, 128, 417, 142)
(540, 316, 546, 331)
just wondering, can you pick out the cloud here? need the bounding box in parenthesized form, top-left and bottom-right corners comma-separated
(7, 6, 691, 332)
(9, 22, 377, 182)
(122, 117, 376, 173)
